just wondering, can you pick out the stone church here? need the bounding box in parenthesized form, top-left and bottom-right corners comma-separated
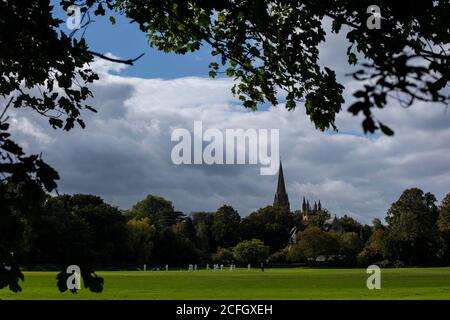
(273, 161, 343, 232)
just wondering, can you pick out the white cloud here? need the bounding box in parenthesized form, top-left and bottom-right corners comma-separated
(7, 57, 450, 224)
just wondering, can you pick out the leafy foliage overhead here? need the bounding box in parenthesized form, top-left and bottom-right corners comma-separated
(1, 0, 99, 131)
(114, 0, 450, 134)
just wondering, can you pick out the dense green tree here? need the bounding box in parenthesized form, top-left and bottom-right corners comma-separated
(292, 211, 307, 231)
(339, 215, 362, 233)
(0, 182, 47, 292)
(126, 217, 155, 263)
(30, 194, 128, 265)
(338, 215, 372, 243)
(211, 205, 241, 248)
(192, 212, 216, 254)
(268, 250, 288, 264)
(357, 218, 385, 265)
(26, 194, 129, 291)
(30, 196, 94, 265)
(372, 218, 383, 230)
(183, 217, 197, 242)
(338, 232, 363, 258)
(212, 247, 234, 264)
(437, 193, 450, 263)
(128, 195, 184, 229)
(241, 206, 295, 252)
(127, 195, 196, 264)
(306, 209, 332, 229)
(0, 119, 59, 292)
(69, 195, 129, 264)
(30, 195, 103, 292)
(152, 227, 200, 264)
(287, 226, 340, 262)
(384, 188, 440, 265)
(233, 239, 270, 264)
(437, 193, 450, 234)
(171, 218, 196, 242)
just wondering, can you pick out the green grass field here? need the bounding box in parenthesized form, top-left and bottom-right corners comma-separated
(1, 267, 450, 300)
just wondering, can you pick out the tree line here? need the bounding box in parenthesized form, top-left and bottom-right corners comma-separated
(3, 187, 450, 273)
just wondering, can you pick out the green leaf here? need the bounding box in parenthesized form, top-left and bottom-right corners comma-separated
(85, 106, 97, 113)
(332, 18, 343, 33)
(378, 122, 394, 136)
(94, 3, 105, 16)
(362, 117, 377, 133)
(77, 119, 86, 129)
(347, 101, 367, 115)
(353, 90, 366, 98)
(348, 52, 357, 65)
(49, 118, 63, 129)
(243, 100, 257, 110)
(249, 47, 260, 57)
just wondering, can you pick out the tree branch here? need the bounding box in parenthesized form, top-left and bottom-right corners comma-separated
(88, 51, 145, 65)
(0, 97, 14, 121)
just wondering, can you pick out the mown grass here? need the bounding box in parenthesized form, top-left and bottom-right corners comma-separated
(1, 267, 450, 300)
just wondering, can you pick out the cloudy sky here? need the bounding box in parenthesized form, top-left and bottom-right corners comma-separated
(8, 10, 450, 224)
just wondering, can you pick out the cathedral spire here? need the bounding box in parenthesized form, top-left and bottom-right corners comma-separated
(273, 161, 290, 211)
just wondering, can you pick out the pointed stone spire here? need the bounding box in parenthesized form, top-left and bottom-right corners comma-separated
(318, 200, 322, 211)
(306, 200, 310, 213)
(314, 201, 318, 212)
(273, 161, 290, 211)
(302, 196, 307, 213)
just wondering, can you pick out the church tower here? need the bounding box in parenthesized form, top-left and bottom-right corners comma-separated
(302, 196, 307, 213)
(273, 161, 290, 211)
